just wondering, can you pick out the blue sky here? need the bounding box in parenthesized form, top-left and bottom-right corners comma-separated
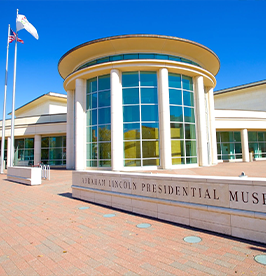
(0, 0, 266, 119)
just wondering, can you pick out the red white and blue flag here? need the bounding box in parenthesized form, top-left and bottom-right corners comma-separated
(9, 28, 24, 44)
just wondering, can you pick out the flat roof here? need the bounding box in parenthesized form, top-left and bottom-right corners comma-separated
(58, 34, 220, 79)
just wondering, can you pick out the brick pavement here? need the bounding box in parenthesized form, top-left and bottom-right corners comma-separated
(0, 162, 266, 275)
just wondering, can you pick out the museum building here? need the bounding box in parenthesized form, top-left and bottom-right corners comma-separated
(1, 34, 266, 170)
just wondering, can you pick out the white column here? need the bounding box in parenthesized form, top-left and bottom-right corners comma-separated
(194, 76, 208, 166)
(241, 129, 249, 162)
(75, 79, 86, 171)
(207, 87, 218, 164)
(67, 90, 75, 169)
(34, 134, 41, 165)
(158, 68, 171, 169)
(7, 137, 11, 167)
(111, 69, 123, 171)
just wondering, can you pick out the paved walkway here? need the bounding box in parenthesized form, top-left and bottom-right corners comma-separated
(0, 162, 266, 275)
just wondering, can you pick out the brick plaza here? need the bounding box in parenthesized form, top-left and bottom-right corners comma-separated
(1, 161, 266, 275)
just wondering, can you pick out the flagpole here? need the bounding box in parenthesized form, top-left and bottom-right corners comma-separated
(10, 9, 19, 167)
(1, 25, 10, 173)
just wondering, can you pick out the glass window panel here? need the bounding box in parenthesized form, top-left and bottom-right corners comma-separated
(25, 149, 34, 158)
(87, 78, 97, 93)
(182, 76, 193, 91)
(154, 54, 168, 60)
(186, 157, 197, 164)
(63, 148, 66, 159)
(41, 137, 49, 148)
(98, 125, 111, 141)
(124, 141, 141, 159)
(98, 107, 110, 125)
(222, 154, 229, 160)
(258, 132, 265, 142)
(62, 136, 66, 147)
(216, 132, 221, 142)
(49, 148, 62, 160)
(123, 123, 140, 140)
(248, 131, 257, 142)
(235, 143, 242, 154)
(142, 123, 159, 139)
(185, 124, 196, 139)
(171, 140, 184, 157)
(169, 56, 181, 62)
(87, 110, 97, 126)
(140, 72, 157, 87)
(87, 93, 97, 110)
(123, 88, 139, 105)
(123, 105, 140, 122)
(169, 89, 182, 105)
(122, 72, 139, 87)
(170, 106, 183, 122)
(142, 141, 159, 158)
(170, 123, 183, 139)
(99, 142, 111, 159)
(172, 157, 185, 165)
(143, 159, 160, 166)
(55, 137, 63, 147)
(183, 91, 194, 107)
(139, 53, 155, 59)
(87, 160, 97, 167)
(181, 58, 192, 64)
(169, 73, 181, 88)
(15, 139, 24, 149)
(99, 160, 111, 167)
(220, 132, 229, 142)
(87, 126, 97, 142)
(96, 57, 109, 64)
(186, 141, 197, 157)
(217, 143, 221, 154)
(184, 107, 195, 123)
(25, 138, 34, 148)
(249, 143, 259, 154)
(261, 143, 266, 152)
(221, 143, 234, 155)
(110, 55, 123, 61)
(98, 90, 110, 107)
(141, 88, 158, 104)
(124, 159, 141, 167)
(124, 54, 138, 60)
(98, 75, 110, 91)
(234, 132, 241, 142)
(87, 143, 97, 159)
(141, 105, 158, 122)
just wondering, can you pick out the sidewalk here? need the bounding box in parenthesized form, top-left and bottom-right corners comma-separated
(0, 162, 266, 275)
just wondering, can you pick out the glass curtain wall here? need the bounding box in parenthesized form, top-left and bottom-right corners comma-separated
(86, 75, 111, 167)
(216, 131, 242, 160)
(169, 74, 197, 165)
(248, 131, 266, 158)
(122, 71, 159, 166)
(14, 138, 34, 166)
(41, 136, 66, 165)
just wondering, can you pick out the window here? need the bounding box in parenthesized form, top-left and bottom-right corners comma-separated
(169, 73, 197, 165)
(216, 131, 242, 160)
(41, 136, 66, 165)
(86, 75, 111, 167)
(122, 71, 159, 167)
(248, 131, 266, 158)
(14, 138, 34, 166)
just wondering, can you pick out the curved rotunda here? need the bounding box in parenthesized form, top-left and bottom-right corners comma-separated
(58, 34, 220, 171)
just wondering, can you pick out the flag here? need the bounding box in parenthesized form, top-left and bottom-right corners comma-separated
(9, 28, 24, 44)
(16, 14, 39, 40)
